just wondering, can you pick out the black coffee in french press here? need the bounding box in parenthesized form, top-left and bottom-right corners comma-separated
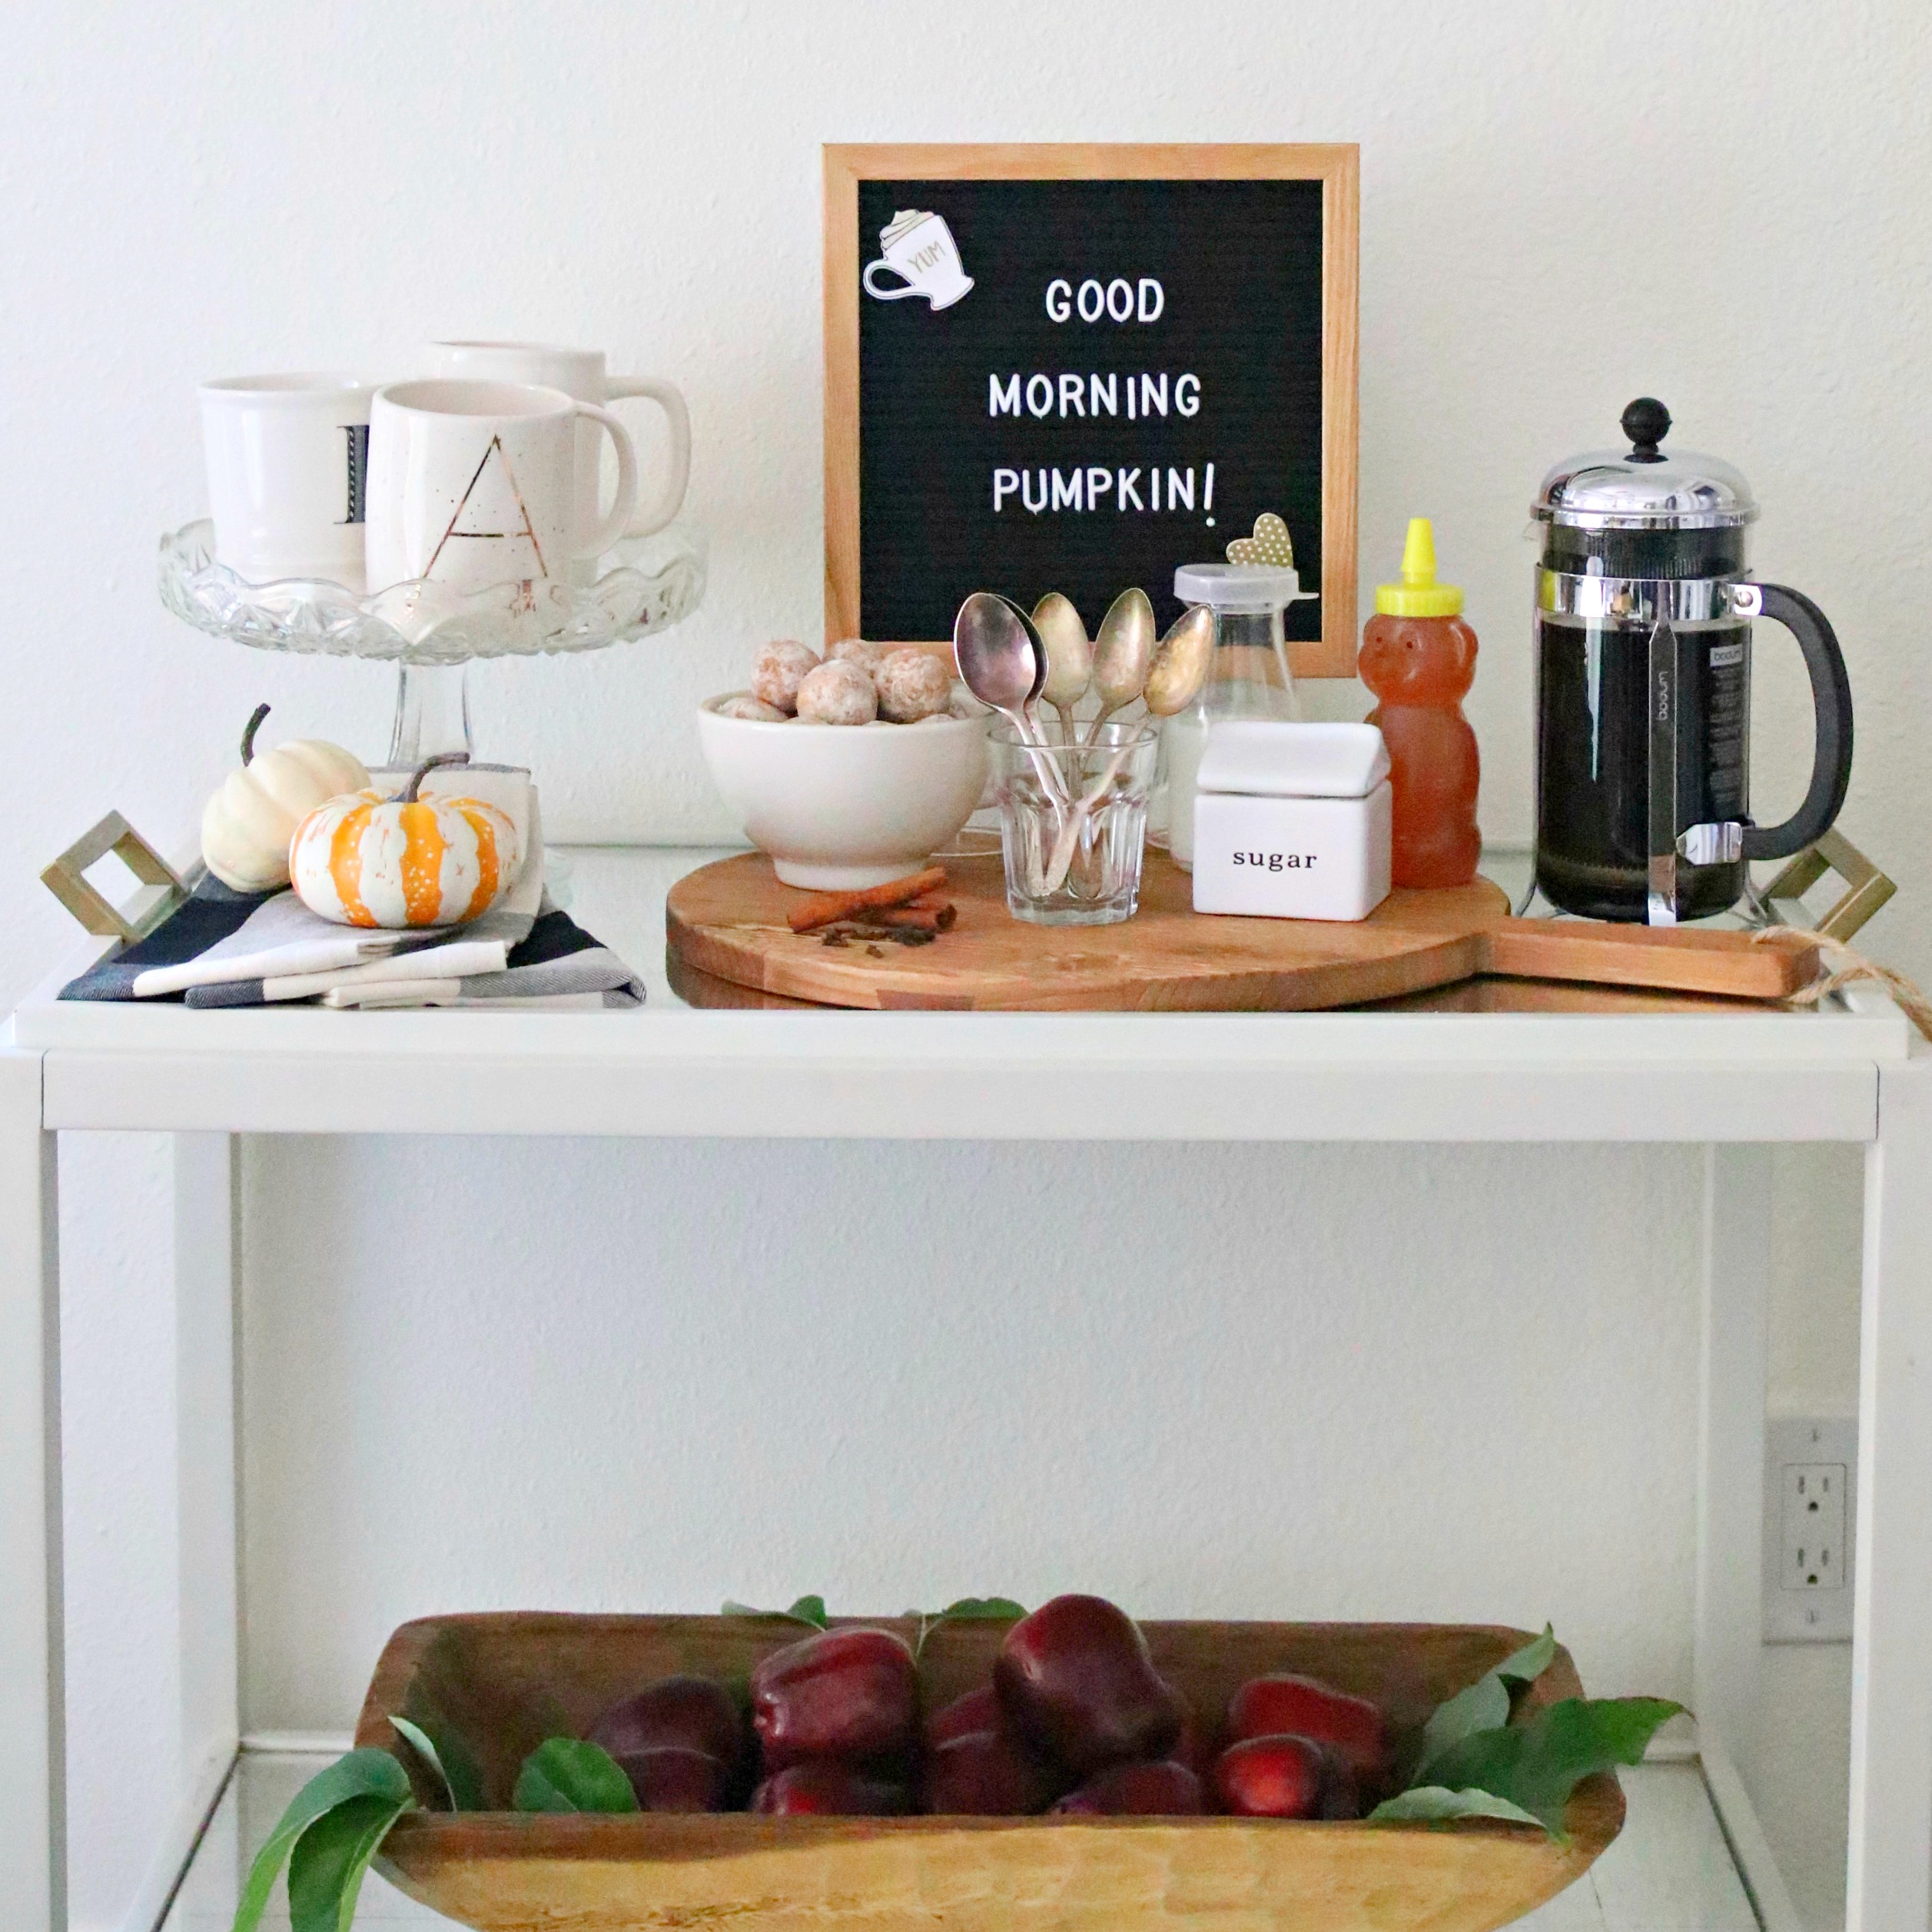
(1532, 400, 1853, 923)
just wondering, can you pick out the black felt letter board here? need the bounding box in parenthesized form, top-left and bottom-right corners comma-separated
(855, 177, 1326, 646)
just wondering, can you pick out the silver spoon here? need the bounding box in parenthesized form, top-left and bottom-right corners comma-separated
(1083, 587, 1156, 745)
(1042, 606, 1216, 895)
(953, 592, 1067, 816)
(1032, 592, 1092, 743)
(954, 590, 1044, 715)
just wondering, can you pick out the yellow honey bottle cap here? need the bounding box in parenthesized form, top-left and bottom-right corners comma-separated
(1375, 517, 1464, 618)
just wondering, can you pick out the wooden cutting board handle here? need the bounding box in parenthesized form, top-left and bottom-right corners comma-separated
(1479, 918, 1817, 1000)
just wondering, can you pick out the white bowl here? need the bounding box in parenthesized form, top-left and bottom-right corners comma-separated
(696, 695, 991, 888)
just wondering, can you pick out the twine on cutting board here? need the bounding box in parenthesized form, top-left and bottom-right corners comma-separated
(1760, 929, 1932, 1042)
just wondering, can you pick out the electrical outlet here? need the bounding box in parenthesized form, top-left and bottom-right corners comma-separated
(1764, 1414, 1856, 1642)
(1781, 1464, 1846, 1590)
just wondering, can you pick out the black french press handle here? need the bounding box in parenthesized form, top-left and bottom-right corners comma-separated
(1739, 583, 1854, 861)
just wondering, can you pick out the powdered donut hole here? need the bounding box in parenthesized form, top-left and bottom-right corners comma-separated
(751, 639, 821, 714)
(718, 694, 788, 722)
(828, 637, 890, 677)
(795, 659, 878, 725)
(875, 648, 952, 723)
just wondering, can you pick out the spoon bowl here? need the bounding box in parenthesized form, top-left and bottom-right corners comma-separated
(1085, 587, 1156, 741)
(1033, 591, 1093, 739)
(954, 592, 1045, 712)
(954, 591, 1066, 814)
(1143, 604, 1217, 717)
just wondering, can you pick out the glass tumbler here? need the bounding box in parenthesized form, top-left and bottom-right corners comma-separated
(991, 720, 1159, 925)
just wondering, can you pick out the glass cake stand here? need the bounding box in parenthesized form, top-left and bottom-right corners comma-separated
(158, 518, 707, 763)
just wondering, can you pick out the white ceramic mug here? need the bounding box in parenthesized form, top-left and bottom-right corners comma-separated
(427, 342, 690, 557)
(199, 373, 378, 588)
(363, 380, 637, 599)
(862, 211, 974, 310)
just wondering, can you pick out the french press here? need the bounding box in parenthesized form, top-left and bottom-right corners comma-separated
(1531, 400, 1852, 923)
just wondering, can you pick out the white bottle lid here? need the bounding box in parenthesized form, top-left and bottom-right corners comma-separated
(1195, 721, 1390, 800)
(1173, 563, 1318, 610)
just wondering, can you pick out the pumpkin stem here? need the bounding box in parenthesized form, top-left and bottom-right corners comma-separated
(241, 703, 271, 765)
(400, 752, 469, 803)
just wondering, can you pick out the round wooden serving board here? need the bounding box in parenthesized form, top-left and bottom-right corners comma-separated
(666, 851, 1819, 1012)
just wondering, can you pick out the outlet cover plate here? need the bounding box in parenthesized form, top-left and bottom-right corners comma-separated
(1764, 1413, 1856, 1643)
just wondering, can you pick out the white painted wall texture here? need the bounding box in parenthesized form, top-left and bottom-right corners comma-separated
(4, 3, 1924, 1926)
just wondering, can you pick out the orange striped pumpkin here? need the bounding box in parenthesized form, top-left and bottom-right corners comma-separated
(289, 759, 520, 929)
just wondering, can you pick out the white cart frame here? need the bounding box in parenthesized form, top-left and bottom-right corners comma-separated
(3, 978, 1928, 1931)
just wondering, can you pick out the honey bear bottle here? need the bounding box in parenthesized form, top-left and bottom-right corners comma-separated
(1359, 519, 1480, 888)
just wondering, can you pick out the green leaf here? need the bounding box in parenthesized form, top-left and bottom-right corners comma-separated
(1419, 1626, 1559, 1767)
(1505, 1697, 1685, 1828)
(1494, 1626, 1559, 1685)
(393, 1708, 487, 1811)
(936, 1596, 1026, 1621)
(286, 1793, 409, 1932)
(387, 1717, 449, 1808)
(386, 1723, 490, 1808)
(722, 1595, 830, 1630)
(513, 1738, 640, 1814)
(1419, 1697, 1685, 1834)
(230, 1749, 413, 1932)
(905, 1595, 1027, 1656)
(1369, 1784, 1549, 1831)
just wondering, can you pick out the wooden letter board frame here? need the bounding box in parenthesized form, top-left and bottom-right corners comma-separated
(824, 143, 1359, 677)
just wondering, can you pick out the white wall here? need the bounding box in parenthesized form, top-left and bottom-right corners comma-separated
(5, 4, 1924, 1926)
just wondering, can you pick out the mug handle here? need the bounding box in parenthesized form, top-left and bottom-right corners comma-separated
(863, 259, 921, 300)
(1738, 583, 1854, 861)
(603, 378, 692, 537)
(571, 403, 639, 560)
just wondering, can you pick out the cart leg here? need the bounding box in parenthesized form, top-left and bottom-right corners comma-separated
(175, 1134, 238, 1788)
(1848, 1060, 1932, 1932)
(1694, 1144, 1807, 1932)
(1695, 1145, 1769, 1758)
(0, 1047, 61, 1932)
(121, 1132, 241, 1926)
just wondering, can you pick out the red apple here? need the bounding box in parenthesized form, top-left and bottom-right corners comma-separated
(592, 1675, 745, 1772)
(751, 1627, 919, 1771)
(1051, 1759, 1204, 1815)
(1224, 1675, 1387, 1785)
(1170, 1703, 1218, 1781)
(1213, 1734, 1327, 1819)
(994, 1595, 1184, 1777)
(613, 1744, 729, 1813)
(926, 1685, 1002, 1749)
(750, 1761, 908, 1815)
(921, 1728, 1062, 1814)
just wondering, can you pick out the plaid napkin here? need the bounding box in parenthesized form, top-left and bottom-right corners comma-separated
(61, 778, 642, 1009)
(62, 880, 644, 1010)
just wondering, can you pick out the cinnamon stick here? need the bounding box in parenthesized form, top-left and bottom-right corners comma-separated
(871, 903, 957, 931)
(787, 866, 947, 933)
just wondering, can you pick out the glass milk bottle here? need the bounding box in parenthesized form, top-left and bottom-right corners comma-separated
(1163, 564, 1313, 870)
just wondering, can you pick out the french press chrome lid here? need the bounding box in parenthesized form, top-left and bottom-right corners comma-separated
(1535, 398, 1757, 531)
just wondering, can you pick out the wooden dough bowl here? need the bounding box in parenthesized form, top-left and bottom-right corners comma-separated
(359, 1611, 1621, 1932)
(666, 850, 1816, 1012)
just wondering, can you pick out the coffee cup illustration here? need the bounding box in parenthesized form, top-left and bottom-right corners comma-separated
(863, 210, 974, 310)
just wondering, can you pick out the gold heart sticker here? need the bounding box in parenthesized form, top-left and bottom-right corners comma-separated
(1226, 513, 1296, 569)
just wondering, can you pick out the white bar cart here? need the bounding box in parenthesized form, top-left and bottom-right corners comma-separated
(4, 845, 1927, 1932)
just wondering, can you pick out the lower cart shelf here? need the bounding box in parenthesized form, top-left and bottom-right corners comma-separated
(162, 1751, 1758, 1932)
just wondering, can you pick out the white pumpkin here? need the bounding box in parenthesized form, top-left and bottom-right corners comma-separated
(201, 705, 370, 891)
(290, 755, 520, 929)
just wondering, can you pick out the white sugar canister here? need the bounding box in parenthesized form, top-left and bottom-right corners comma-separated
(1190, 722, 1393, 921)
